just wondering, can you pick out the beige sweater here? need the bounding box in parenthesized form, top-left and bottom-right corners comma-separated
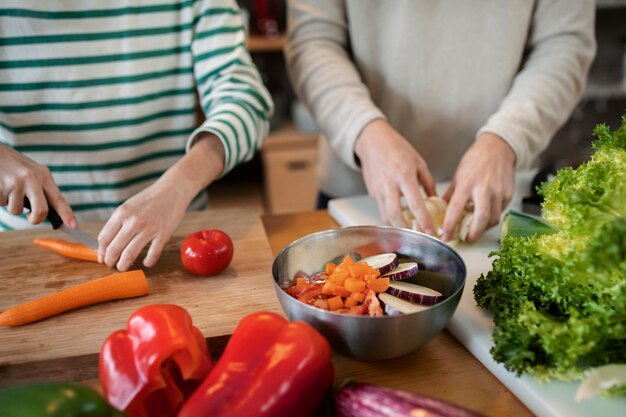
(285, 0, 596, 198)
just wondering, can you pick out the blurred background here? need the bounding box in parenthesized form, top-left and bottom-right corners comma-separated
(210, 0, 626, 215)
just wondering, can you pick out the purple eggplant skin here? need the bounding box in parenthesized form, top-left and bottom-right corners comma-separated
(334, 383, 485, 417)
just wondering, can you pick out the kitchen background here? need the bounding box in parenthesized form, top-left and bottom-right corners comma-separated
(210, 0, 626, 215)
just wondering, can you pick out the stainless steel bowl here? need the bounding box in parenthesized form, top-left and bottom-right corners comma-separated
(272, 226, 466, 361)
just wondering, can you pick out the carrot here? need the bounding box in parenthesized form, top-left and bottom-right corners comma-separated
(324, 262, 336, 275)
(0, 270, 149, 326)
(33, 238, 98, 262)
(327, 296, 344, 311)
(368, 277, 390, 293)
(344, 277, 366, 293)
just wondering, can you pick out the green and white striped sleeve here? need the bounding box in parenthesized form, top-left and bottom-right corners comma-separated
(187, 0, 273, 175)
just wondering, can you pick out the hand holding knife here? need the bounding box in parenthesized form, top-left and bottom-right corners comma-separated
(23, 197, 99, 250)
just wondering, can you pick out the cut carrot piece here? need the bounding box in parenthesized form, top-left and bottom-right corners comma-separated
(348, 262, 373, 278)
(344, 277, 366, 293)
(368, 277, 390, 293)
(340, 255, 356, 266)
(313, 299, 330, 310)
(33, 238, 98, 262)
(325, 262, 337, 275)
(329, 268, 349, 281)
(364, 272, 381, 282)
(327, 296, 344, 311)
(0, 270, 149, 326)
(349, 292, 365, 302)
(321, 281, 337, 295)
(296, 277, 307, 285)
(344, 296, 359, 308)
(333, 285, 351, 298)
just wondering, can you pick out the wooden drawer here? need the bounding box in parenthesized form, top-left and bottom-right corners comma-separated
(262, 129, 318, 214)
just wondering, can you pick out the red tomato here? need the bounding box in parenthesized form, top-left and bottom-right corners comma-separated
(180, 229, 234, 276)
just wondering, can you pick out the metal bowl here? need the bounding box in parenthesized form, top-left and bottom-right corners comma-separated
(272, 226, 466, 361)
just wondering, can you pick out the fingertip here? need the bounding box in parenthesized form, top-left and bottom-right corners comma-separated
(423, 225, 435, 237)
(116, 261, 129, 272)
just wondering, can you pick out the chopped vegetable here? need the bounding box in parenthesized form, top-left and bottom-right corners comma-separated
(287, 255, 388, 313)
(367, 277, 390, 293)
(0, 270, 149, 326)
(362, 289, 383, 316)
(33, 237, 98, 262)
(386, 280, 442, 305)
(334, 382, 485, 417)
(378, 293, 430, 315)
(286, 252, 444, 316)
(359, 253, 398, 274)
(382, 262, 420, 280)
(474, 116, 626, 385)
(383, 303, 403, 316)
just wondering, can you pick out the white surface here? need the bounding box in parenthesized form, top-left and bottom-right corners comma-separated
(327, 170, 626, 417)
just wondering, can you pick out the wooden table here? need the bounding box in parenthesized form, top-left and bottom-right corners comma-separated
(263, 210, 534, 417)
(0, 208, 533, 417)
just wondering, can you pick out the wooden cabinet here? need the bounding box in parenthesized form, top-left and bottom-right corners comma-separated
(261, 124, 319, 214)
(247, 34, 321, 214)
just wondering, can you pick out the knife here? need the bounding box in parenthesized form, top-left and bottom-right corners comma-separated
(23, 197, 99, 250)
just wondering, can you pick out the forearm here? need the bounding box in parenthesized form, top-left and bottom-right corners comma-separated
(191, 0, 273, 175)
(285, 0, 384, 170)
(159, 133, 225, 204)
(479, 0, 596, 168)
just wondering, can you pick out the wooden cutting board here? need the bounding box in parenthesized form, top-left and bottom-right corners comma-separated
(0, 207, 283, 385)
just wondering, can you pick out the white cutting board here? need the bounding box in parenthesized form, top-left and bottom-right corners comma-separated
(327, 170, 626, 417)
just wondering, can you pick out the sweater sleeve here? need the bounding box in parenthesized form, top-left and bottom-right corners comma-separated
(477, 0, 596, 169)
(187, 0, 274, 175)
(284, 0, 385, 171)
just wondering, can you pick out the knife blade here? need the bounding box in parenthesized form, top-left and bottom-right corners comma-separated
(23, 197, 99, 250)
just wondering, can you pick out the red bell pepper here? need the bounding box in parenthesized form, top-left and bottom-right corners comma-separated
(99, 304, 213, 417)
(178, 311, 334, 417)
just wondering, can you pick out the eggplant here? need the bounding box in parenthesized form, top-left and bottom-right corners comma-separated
(334, 383, 485, 417)
(382, 262, 419, 280)
(382, 303, 404, 316)
(377, 293, 429, 314)
(386, 280, 442, 305)
(360, 253, 399, 275)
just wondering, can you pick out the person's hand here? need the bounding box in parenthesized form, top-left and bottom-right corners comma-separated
(97, 180, 189, 271)
(97, 133, 225, 271)
(441, 132, 516, 243)
(355, 119, 437, 234)
(0, 143, 76, 227)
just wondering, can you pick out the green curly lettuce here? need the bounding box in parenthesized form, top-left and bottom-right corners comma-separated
(474, 115, 626, 385)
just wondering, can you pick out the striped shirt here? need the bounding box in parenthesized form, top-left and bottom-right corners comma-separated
(0, 0, 273, 231)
